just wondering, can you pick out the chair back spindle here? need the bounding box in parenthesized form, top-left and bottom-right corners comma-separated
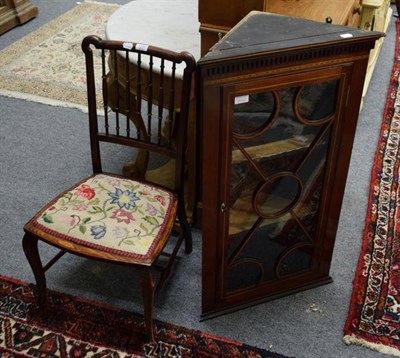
(81, 36, 196, 199)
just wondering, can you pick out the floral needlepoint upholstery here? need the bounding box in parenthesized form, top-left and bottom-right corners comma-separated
(30, 174, 176, 260)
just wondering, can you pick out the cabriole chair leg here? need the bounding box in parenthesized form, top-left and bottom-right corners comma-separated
(22, 234, 47, 309)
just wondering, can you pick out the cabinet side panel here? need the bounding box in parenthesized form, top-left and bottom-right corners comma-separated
(200, 78, 224, 313)
(317, 57, 370, 275)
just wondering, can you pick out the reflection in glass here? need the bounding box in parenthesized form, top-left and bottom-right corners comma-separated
(226, 80, 338, 293)
(232, 91, 276, 136)
(276, 244, 313, 277)
(297, 81, 339, 122)
(254, 174, 302, 219)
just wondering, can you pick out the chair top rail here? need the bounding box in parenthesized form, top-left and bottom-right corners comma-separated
(82, 35, 196, 72)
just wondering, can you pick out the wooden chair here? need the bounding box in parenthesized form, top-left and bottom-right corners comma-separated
(22, 35, 196, 342)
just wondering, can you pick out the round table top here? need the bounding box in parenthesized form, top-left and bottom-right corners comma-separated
(106, 0, 200, 62)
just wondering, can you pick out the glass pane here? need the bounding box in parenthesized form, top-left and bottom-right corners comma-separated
(276, 245, 313, 277)
(297, 81, 339, 122)
(232, 91, 276, 136)
(254, 174, 302, 218)
(225, 79, 339, 295)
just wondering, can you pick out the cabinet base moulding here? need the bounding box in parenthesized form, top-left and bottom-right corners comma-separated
(201, 276, 334, 321)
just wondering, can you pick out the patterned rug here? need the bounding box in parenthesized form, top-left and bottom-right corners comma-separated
(0, 1, 118, 111)
(0, 275, 289, 357)
(343, 20, 400, 356)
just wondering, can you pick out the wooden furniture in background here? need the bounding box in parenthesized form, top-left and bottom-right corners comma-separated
(22, 36, 196, 341)
(198, 11, 382, 318)
(0, 0, 38, 35)
(360, 0, 392, 103)
(199, 0, 362, 56)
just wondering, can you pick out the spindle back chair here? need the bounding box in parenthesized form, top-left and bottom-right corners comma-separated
(22, 35, 196, 342)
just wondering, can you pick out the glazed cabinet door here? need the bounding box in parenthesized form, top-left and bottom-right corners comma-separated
(201, 65, 355, 318)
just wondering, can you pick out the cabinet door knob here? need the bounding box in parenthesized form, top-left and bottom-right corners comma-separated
(326, 16, 333, 24)
(221, 202, 227, 212)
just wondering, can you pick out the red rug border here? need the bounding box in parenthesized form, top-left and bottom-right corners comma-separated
(344, 18, 400, 352)
(0, 273, 246, 344)
(0, 274, 290, 357)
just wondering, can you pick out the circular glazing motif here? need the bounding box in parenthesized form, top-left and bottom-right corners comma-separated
(253, 173, 303, 219)
(275, 243, 313, 278)
(295, 80, 339, 125)
(226, 258, 264, 292)
(233, 91, 279, 139)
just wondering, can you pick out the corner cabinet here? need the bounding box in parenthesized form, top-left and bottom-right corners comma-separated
(198, 11, 382, 319)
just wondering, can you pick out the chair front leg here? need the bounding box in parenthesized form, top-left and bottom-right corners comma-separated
(139, 268, 156, 342)
(22, 234, 47, 309)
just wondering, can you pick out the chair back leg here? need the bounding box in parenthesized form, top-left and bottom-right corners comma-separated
(139, 268, 156, 342)
(177, 201, 193, 254)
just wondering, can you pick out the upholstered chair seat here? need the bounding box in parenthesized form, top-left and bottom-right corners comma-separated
(25, 174, 177, 265)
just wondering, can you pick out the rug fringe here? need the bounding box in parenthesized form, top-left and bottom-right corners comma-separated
(82, 0, 120, 7)
(0, 89, 88, 113)
(344, 335, 400, 357)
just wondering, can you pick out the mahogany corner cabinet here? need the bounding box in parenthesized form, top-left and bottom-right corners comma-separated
(198, 11, 382, 319)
